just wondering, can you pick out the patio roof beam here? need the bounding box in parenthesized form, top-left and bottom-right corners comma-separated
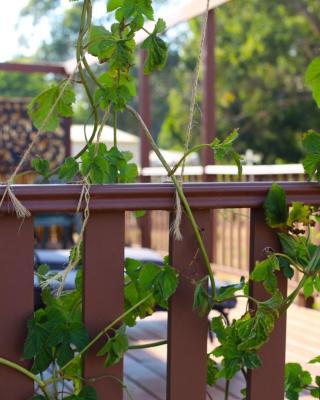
(0, 62, 68, 75)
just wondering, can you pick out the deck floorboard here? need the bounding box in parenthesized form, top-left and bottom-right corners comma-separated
(124, 303, 319, 399)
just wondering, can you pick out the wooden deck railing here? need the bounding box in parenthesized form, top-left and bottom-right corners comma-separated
(132, 166, 309, 273)
(0, 182, 319, 400)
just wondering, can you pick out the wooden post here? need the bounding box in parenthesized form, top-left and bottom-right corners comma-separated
(138, 48, 152, 248)
(247, 208, 287, 400)
(167, 210, 212, 400)
(83, 212, 125, 399)
(203, 9, 217, 262)
(0, 215, 34, 399)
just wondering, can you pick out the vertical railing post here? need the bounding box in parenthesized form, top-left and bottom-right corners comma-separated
(202, 9, 217, 262)
(167, 210, 212, 400)
(202, 8, 216, 169)
(247, 208, 287, 400)
(0, 215, 34, 398)
(138, 48, 152, 248)
(83, 212, 125, 398)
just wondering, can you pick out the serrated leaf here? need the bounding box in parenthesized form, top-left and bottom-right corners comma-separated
(309, 356, 320, 364)
(59, 157, 79, 181)
(303, 276, 314, 298)
(250, 255, 280, 294)
(193, 280, 210, 317)
(88, 26, 115, 63)
(278, 256, 294, 279)
(207, 357, 219, 386)
(57, 342, 74, 367)
(216, 277, 245, 302)
(32, 157, 50, 178)
(28, 82, 75, 131)
(97, 325, 128, 368)
(243, 352, 262, 369)
(285, 363, 312, 400)
(211, 316, 226, 340)
(302, 130, 320, 180)
(311, 388, 320, 397)
(155, 265, 179, 302)
(37, 263, 49, 276)
(264, 183, 288, 228)
(303, 153, 320, 181)
(78, 386, 98, 400)
(141, 28, 168, 74)
(278, 233, 298, 260)
(134, 210, 146, 218)
(70, 322, 89, 351)
(23, 319, 48, 360)
(287, 202, 311, 226)
(305, 57, 320, 107)
(154, 18, 166, 34)
(107, 0, 123, 12)
(120, 0, 154, 20)
(139, 263, 161, 292)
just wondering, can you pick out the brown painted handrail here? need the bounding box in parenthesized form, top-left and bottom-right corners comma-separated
(0, 182, 319, 212)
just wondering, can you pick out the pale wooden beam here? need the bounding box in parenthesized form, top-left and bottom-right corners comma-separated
(135, 0, 230, 44)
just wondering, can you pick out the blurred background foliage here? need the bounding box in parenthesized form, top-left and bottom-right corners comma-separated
(2, 0, 320, 163)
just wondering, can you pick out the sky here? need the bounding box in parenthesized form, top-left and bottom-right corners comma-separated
(0, 0, 182, 63)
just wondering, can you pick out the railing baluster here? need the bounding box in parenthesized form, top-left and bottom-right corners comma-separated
(0, 215, 34, 398)
(83, 211, 125, 399)
(167, 210, 212, 400)
(247, 208, 287, 400)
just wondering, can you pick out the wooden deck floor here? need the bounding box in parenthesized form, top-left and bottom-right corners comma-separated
(123, 302, 320, 400)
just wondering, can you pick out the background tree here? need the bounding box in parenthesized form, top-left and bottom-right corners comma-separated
(3, 0, 320, 162)
(158, 0, 320, 163)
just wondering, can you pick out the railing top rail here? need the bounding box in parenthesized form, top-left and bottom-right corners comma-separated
(141, 163, 305, 177)
(0, 182, 319, 212)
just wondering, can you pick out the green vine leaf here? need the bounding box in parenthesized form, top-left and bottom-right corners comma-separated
(107, 0, 123, 12)
(207, 356, 219, 386)
(264, 183, 288, 229)
(303, 276, 314, 298)
(216, 277, 245, 302)
(31, 157, 50, 179)
(287, 202, 312, 227)
(28, 82, 75, 131)
(193, 279, 210, 317)
(302, 130, 320, 181)
(212, 129, 243, 177)
(77, 386, 98, 400)
(310, 356, 320, 364)
(97, 325, 128, 368)
(250, 255, 280, 294)
(112, 0, 154, 21)
(285, 363, 312, 400)
(141, 19, 168, 74)
(59, 157, 79, 181)
(305, 57, 320, 108)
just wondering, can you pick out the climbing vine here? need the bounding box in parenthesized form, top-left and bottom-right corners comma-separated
(0, 1, 320, 399)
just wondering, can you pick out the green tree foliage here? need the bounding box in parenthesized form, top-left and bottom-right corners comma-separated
(0, 71, 49, 99)
(158, 0, 320, 163)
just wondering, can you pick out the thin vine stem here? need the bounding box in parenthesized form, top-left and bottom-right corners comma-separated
(126, 104, 216, 298)
(113, 110, 118, 147)
(224, 379, 230, 400)
(128, 339, 167, 350)
(284, 274, 309, 311)
(0, 357, 50, 399)
(60, 293, 153, 372)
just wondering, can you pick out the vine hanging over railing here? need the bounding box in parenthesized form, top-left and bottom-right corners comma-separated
(0, 1, 319, 399)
